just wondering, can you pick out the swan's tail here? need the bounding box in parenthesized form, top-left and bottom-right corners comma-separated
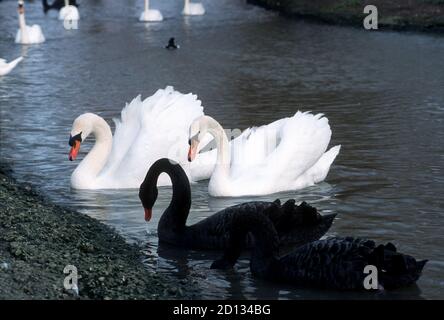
(293, 144, 341, 188)
(369, 242, 428, 289)
(268, 200, 336, 248)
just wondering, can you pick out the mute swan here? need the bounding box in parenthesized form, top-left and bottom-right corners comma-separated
(139, 158, 336, 249)
(0, 57, 23, 76)
(188, 112, 341, 197)
(183, 0, 205, 16)
(139, 0, 163, 22)
(212, 212, 427, 290)
(58, 0, 79, 21)
(15, 1, 45, 45)
(68, 87, 215, 189)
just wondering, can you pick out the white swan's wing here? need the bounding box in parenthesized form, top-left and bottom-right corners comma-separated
(100, 87, 204, 187)
(229, 112, 334, 194)
(30, 25, 45, 43)
(229, 117, 289, 177)
(99, 95, 144, 178)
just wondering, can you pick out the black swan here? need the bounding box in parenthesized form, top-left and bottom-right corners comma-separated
(211, 211, 427, 290)
(165, 37, 179, 50)
(42, 0, 78, 13)
(139, 158, 336, 250)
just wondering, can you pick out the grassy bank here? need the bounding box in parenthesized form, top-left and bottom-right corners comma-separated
(0, 164, 199, 300)
(248, 0, 444, 32)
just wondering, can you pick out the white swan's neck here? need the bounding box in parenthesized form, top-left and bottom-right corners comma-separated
(205, 117, 231, 176)
(145, 0, 150, 11)
(72, 115, 113, 188)
(18, 12, 29, 44)
(184, 0, 189, 9)
(18, 12, 26, 28)
(65, 0, 69, 7)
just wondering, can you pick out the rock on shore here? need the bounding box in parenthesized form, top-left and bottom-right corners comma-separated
(0, 164, 199, 300)
(248, 0, 444, 32)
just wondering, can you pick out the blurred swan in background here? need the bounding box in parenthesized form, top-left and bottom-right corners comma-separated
(58, 0, 79, 21)
(0, 57, 23, 76)
(139, 0, 163, 22)
(15, 0, 45, 44)
(183, 0, 205, 16)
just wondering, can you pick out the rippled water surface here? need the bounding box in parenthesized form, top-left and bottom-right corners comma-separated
(1, 0, 443, 299)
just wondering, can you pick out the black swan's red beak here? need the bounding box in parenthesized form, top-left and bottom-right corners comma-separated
(144, 208, 152, 222)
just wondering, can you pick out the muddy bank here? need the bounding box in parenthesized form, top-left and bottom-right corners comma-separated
(0, 163, 200, 300)
(248, 0, 444, 32)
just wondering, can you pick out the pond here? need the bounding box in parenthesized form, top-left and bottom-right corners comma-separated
(0, 0, 443, 299)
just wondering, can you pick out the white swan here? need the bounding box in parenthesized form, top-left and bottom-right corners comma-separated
(15, 1, 45, 45)
(68, 86, 216, 189)
(183, 0, 205, 16)
(188, 113, 341, 197)
(139, 0, 163, 22)
(0, 57, 23, 76)
(59, 0, 80, 21)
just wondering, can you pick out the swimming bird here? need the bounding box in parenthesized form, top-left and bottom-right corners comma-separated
(68, 87, 216, 189)
(139, 0, 163, 22)
(165, 37, 179, 49)
(58, 0, 79, 21)
(182, 0, 205, 16)
(139, 158, 336, 250)
(16, 0, 45, 45)
(0, 57, 23, 76)
(188, 113, 341, 197)
(211, 211, 427, 290)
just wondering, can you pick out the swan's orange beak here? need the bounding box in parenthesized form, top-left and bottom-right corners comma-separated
(144, 208, 152, 222)
(69, 141, 81, 161)
(188, 140, 199, 162)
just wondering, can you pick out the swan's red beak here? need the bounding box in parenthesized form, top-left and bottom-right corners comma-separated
(144, 208, 152, 222)
(188, 140, 198, 162)
(69, 141, 81, 161)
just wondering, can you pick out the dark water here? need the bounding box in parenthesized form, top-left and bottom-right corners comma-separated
(1, 0, 443, 299)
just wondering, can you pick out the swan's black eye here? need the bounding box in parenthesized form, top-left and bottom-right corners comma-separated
(188, 139, 191, 146)
(69, 132, 83, 146)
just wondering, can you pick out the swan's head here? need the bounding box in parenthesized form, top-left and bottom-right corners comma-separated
(18, 0, 24, 14)
(68, 113, 95, 161)
(188, 116, 210, 162)
(139, 178, 158, 222)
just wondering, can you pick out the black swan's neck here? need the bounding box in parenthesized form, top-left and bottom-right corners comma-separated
(141, 159, 191, 230)
(213, 211, 280, 275)
(42, 0, 50, 11)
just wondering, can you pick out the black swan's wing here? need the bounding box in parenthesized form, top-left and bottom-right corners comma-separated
(265, 200, 336, 248)
(184, 200, 336, 250)
(184, 201, 275, 250)
(275, 237, 427, 290)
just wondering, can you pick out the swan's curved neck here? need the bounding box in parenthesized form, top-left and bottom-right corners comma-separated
(65, 0, 69, 7)
(205, 117, 231, 176)
(218, 212, 279, 275)
(145, 0, 150, 11)
(72, 115, 113, 185)
(184, 0, 189, 9)
(142, 159, 191, 231)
